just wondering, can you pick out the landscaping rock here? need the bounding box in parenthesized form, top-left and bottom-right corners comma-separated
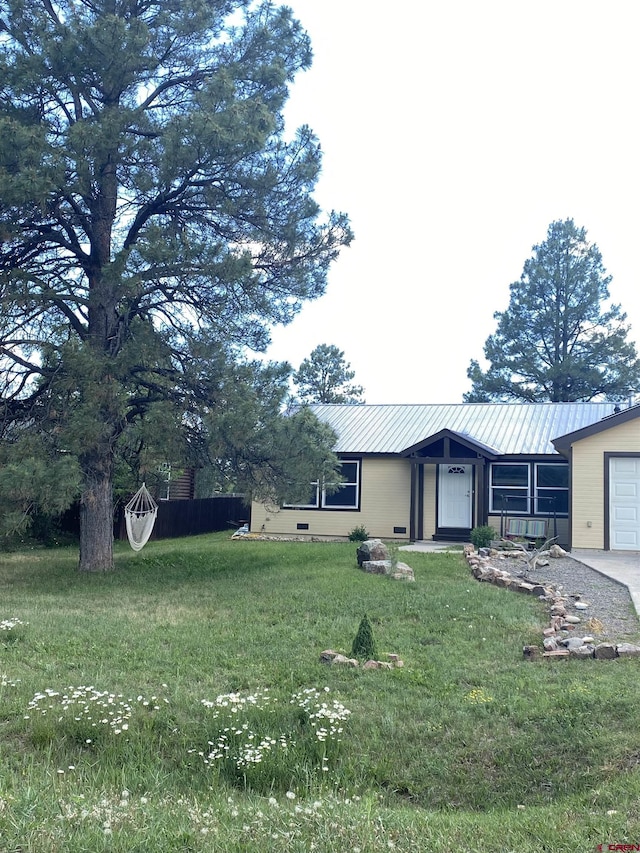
(321, 649, 404, 670)
(532, 585, 550, 597)
(562, 637, 586, 651)
(359, 558, 415, 581)
(616, 643, 640, 657)
(331, 653, 359, 667)
(466, 543, 636, 664)
(360, 559, 391, 575)
(594, 643, 617, 660)
(568, 645, 595, 658)
(356, 539, 389, 566)
(391, 561, 415, 582)
(549, 544, 569, 558)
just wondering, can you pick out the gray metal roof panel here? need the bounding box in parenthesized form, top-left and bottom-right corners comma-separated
(309, 403, 619, 456)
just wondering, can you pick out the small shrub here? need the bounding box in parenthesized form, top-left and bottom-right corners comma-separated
(469, 525, 497, 549)
(351, 614, 377, 661)
(348, 525, 370, 542)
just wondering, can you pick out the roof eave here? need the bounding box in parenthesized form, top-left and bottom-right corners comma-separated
(552, 403, 640, 452)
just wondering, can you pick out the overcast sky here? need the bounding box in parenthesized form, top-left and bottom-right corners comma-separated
(263, 0, 640, 404)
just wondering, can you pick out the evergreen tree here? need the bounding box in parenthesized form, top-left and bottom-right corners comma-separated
(351, 614, 377, 661)
(0, 1, 351, 570)
(292, 344, 365, 404)
(464, 219, 640, 402)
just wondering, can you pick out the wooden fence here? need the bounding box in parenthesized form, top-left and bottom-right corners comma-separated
(114, 495, 250, 541)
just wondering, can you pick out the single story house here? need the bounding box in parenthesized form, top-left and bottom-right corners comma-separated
(250, 401, 640, 551)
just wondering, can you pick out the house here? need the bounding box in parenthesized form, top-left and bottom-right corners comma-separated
(250, 402, 640, 551)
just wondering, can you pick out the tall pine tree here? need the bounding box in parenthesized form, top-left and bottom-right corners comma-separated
(292, 344, 365, 404)
(465, 219, 640, 402)
(0, 1, 351, 569)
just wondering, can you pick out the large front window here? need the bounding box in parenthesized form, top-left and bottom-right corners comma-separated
(490, 462, 568, 515)
(490, 464, 529, 513)
(285, 460, 361, 510)
(535, 463, 569, 514)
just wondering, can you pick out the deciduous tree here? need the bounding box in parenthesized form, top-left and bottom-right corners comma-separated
(464, 219, 640, 402)
(0, 1, 351, 570)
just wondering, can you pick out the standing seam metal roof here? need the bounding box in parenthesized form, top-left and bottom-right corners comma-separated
(308, 403, 619, 456)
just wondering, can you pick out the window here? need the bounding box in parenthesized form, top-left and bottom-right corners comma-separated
(489, 462, 568, 515)
(285, 460, 361, 510)
(323, 461, 360, 509)
(490, 464, 529, 513)
(535, 463, 568, 515)
(287, 481, 320, 509)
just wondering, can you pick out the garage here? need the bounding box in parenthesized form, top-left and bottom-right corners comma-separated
(552, 404, 640, 551)
(610, 456, 640, 550)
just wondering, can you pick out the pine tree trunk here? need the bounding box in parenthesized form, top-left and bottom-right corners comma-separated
(78, 452, 115, 572)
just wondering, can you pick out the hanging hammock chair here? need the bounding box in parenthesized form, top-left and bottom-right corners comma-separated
(124, 483, 158, 552)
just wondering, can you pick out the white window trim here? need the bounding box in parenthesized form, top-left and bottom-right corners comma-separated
(322, 460, 360, 509)
(285, 460, 361, 510)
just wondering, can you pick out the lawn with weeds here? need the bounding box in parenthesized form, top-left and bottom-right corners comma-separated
(1, 534, 640, 851)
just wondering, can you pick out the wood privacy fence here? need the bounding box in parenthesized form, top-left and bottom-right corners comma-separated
(115, 495, 250, 541)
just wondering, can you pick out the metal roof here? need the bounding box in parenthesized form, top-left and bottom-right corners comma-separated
(309, 402, 620, 456)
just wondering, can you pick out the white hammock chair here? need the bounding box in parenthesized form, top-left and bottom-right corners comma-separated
(124, 483, 158, 552)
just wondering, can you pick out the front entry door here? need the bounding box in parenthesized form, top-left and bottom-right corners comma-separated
(438, 464, 472, 529)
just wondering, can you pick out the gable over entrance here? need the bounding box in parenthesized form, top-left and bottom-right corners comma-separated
(401, 429, 497, 542)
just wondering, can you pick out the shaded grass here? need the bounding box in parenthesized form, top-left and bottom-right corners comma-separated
(1, 534, 640, 850)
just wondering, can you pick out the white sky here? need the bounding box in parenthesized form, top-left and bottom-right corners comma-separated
(264, 0, 640, 404)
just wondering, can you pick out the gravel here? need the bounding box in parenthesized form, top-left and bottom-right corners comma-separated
(494, 554, 640, 640)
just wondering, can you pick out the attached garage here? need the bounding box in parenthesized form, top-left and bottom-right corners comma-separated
(553, 404, 640, 551)
(609, 456, 640, 550)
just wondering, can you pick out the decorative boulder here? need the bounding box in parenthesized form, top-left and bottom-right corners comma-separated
(356, 539, 389, 566)
(616, 643, 640, 657)
(594, 643, 617, 660)
(391, 562, 415, 582)
(359, 559, 415, 581)
(361, 560, 391, 575)
(549, 544, 568, 558)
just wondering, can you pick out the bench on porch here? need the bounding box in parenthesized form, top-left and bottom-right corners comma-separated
(505, 518, 547, 543)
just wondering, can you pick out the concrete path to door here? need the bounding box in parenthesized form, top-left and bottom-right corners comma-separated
(401, 542, 640, 617)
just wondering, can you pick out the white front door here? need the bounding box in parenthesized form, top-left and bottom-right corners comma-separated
(438, 464, 473, 528)
(610, 457, 640, 550)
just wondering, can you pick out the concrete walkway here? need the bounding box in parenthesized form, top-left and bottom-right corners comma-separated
(401, 541, 640, 616)
(570, 549, 640, 616)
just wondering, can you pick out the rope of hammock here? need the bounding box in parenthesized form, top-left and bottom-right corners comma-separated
(124, 483, 158, 552)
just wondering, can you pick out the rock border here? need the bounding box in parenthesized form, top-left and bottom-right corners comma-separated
(319, 650, 404, 669)
(464, 544, 640, 661)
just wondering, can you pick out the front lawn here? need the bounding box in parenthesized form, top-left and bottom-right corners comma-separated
(1, 534, 639, 851)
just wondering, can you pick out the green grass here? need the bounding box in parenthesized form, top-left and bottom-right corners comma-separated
(1, 534, 640, 851)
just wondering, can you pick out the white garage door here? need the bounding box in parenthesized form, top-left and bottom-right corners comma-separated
(610, 457, 640, 550)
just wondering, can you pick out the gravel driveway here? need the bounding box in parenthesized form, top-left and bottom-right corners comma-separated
(506, 555, 640, 640)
